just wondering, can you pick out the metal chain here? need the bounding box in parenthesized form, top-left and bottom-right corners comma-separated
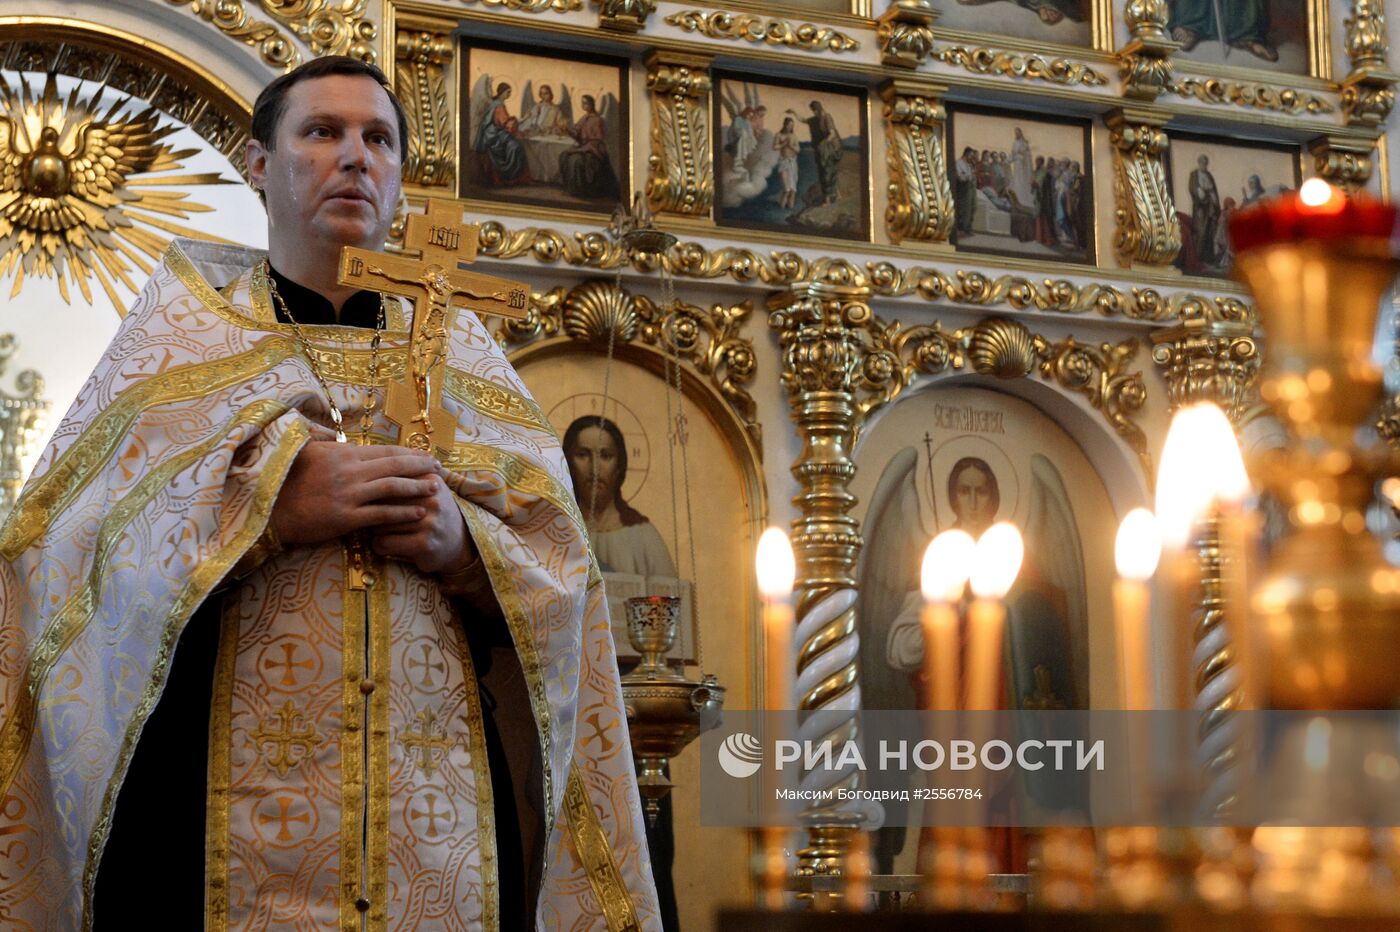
(261, 258, 387, 446)
(661, 264, 704, 674)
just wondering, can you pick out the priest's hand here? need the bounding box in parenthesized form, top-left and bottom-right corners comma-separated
(271, 440, 444, 546)
(369, 471, 478, 574)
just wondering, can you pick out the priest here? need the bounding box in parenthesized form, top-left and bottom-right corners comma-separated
(0, 55, 661, 931)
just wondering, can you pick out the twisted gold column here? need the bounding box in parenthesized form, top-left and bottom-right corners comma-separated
(769, 262, 876, 879)
(1150, 320, 1259, 817)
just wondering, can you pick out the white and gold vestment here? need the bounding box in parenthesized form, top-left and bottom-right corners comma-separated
(0, 239, 661, 931)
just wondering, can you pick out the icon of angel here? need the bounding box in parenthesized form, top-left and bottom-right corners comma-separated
(857, 447, 1089, 713)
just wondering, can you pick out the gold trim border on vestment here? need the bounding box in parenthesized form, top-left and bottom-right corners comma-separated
(452, 598, 501, 930)
(205, 595, 242, 932)
(340, 576, 368, 931)
(458, 503, 555, 838)
(564, 768, 642, 932)
(79, 413, 310, 929)
(369, 570, 392, 931)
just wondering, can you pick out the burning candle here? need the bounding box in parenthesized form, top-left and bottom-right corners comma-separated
(966, 523, 1024, 713)
(1114, 508, 1162, 711)
(921, 530, 976, 711)
(756, 527, 796, 711)
(1228, 178, 1398, 253)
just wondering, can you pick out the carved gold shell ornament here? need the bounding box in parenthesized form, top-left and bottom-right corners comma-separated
(562, 278, 641, 344)
(0, 72, 235, 311)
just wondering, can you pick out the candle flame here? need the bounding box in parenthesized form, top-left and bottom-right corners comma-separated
(1156, 402, 1250, 549)
(1299, 177, 1341, 210)
(1115, 508, 1162, 581)
(970, 522, 1024, 599)
(921, 530, 976, 603)
(755, 527, 796, 599)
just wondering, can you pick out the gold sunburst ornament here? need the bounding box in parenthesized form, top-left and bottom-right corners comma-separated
(0, 72, 236, 313)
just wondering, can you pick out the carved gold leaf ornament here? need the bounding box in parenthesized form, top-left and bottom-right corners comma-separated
(457, 0, 582, 10)
(474, 221, 1254, 325)
(645, 54, 713, 217)
(167, 0, 302, 70)
(0, 73, 236, 312)
(395, 30, 455, 189)
(1166, 77, 1335, 114)
(936, 46, 1108, 87)
(169, 0, 377, 69)
(1107, 112, 1181, 267)
(663, 11, 860, 54)
(767, 265, 1150, 468)
(497, 280, 761, 449)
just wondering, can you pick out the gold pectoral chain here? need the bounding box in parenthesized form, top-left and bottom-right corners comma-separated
(262, 259, 386, 590)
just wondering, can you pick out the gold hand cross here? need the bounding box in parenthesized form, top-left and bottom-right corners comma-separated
(338, 198, 529, 454)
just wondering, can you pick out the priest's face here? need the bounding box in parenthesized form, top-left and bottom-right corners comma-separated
(249, 73, 402, 254)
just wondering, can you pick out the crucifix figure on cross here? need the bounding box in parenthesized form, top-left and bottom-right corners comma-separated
(338, 198, 529, 453)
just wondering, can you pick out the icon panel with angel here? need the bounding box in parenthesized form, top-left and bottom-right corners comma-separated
(848, 386, 1119, 871)
(461, 40, 629, 213)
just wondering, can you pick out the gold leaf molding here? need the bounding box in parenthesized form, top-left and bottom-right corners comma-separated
(458, 0, 582, 10)
(937, 45, 1108, 87)
(664, 11, 860, 54)
(1167, 77, 1335, 115)
(474, 222, 1255, 325)
(170, 0, 378, 68)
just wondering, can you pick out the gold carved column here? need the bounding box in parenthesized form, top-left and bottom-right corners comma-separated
(1118, 0, 1179, 101)
(1150, 316, 1260, 816)
(876, 0, 938, 70)
(645, 51, 714, 217)
(768, 261, 876, 879)
(1341, 0, 1397, 127)
(880, 79, 955, 244)
(1107, 108, 1181, 268)
(394, 26, 455, 190)
(1310, 134, 1377, 192)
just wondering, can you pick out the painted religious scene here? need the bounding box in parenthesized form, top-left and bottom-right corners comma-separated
(715, 75, 869, 241)
(949, 108, 1094, 265)
(462, 43, 628, 213)
(1167, 0, 1313, 74)
(934, 0, 1093, 47)
(850, 385, 1116, 874)
(1170, 135, 1300, 278)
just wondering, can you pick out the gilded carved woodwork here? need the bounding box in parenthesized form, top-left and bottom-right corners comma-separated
(1166, 77, 1335, 115)
(865, 262, 1253, 324)
(1148, 320, 1259, 423)
(0, 334, 47, 517)
(880, 80, 954, 244)
(644, 52, 714, 217)
(394, 29, 454, 189)
(457, 0, 582, 10)
(496, 280, 761, 450)
(876, 0, 938, 70)
(1342, 0, 1398, 126)
(1106, 110, 1181, 268)
(1310, 135, 1376, 191)
(1346, 0, 1389, 69)
(0, 71, 234, 310)
(595, 0, 656, 32)
(169, 0, 379, 68)
(167, 0, 301, 70)
(1119, 0, 1178, 101)
(474, 220, 1256, 325)
(767, 260, 874, 873)
(0, 38, 251, 179)
(1149, 320, 1260, 819)
(663, 11, 859, 54)
(935, 46, 1108, 87)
